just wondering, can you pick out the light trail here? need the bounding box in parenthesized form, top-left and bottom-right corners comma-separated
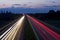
(27, 15, 60, 40)
(27, 15, 47, 40)
(0, 17, 20, 36)
(27, 17, 40, 40)
(28, 18, 55, 40)
(0, 16, 25, 40)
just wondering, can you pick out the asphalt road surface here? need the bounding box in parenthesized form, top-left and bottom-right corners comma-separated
(0, 15, 60, 40)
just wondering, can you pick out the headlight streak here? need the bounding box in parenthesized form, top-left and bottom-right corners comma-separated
(0, 16, 25, 40)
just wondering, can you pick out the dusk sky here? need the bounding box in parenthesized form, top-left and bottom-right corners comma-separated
(0, 0, 60, 13)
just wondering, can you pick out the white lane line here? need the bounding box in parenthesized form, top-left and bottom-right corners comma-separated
(27, 16, 40, 40)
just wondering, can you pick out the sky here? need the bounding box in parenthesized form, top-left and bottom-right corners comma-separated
(0, 0, 60, 13)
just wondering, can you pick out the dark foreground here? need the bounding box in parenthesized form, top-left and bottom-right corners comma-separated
(0, 13, 60, 40)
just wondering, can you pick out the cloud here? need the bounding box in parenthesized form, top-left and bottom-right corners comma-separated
(44, 5, 60, 7)
(23, 4, 27, 6)
(28, 2, 32, 4)
(0, 4, 12, 8)
(51, 1, 56, 3)
(13, 4, 21, 6)
(11, 4, 22, 8)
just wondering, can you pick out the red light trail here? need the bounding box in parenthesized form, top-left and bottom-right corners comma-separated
(27, 15, 60, 40)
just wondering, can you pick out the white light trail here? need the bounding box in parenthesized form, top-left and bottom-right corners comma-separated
(0, 16, 25, 40)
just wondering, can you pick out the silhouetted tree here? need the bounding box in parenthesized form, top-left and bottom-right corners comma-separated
(48, 10, 55, 17)
(48, 10, 55, 14)
(56, 11, 60, 14)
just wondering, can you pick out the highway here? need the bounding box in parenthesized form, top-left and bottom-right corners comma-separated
(22, 16, 37, 40)
(0, 15, 60, 40)
(27, 15, 60, 40)
(0, 16, 25, 40)
(0, 17, 21, 36)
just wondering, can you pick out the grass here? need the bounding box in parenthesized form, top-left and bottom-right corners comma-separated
(44, 20, 60, 29)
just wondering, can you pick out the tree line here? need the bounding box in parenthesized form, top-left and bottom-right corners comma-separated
(29, 10, 60, 20)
